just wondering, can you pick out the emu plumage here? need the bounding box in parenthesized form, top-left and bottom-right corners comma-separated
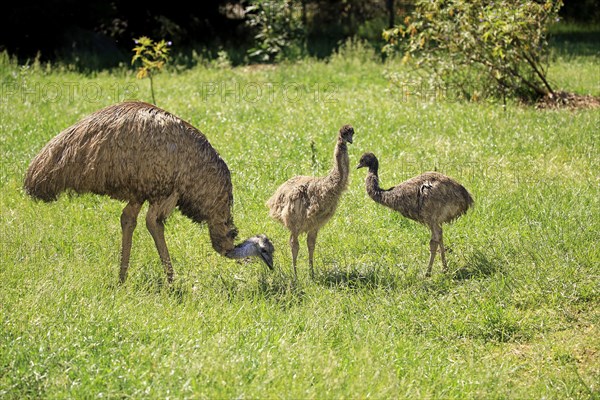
(357, 152, 473, 276)
(24, 101, 274, 283)
(267, 125, 354, 278)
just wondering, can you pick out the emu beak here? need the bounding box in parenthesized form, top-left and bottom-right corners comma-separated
(348, 137, 353, 144)
(356, 162, 364, 169)
(260, 252, 274, 270)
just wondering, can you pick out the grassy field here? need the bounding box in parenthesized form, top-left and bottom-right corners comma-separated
(1, 38, 599, 398)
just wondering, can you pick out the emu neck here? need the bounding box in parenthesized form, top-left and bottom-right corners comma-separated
(325, 137, 349, 189)
(365, 169, 385, 204)
(365, 168, 416, 219)
(207, 215, 238, 256)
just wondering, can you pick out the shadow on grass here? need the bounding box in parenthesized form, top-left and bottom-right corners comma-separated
(257, 270, 306, 305)
(453, 250, 504, 281)
(106, 263, 192, 303)
(549, 29, 600, 58)
(216, 269, 305, 308)
(315, 263, 399, 290)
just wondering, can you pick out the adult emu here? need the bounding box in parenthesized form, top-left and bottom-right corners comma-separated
(357, 152, 473, 276)
(24, 101, 274, 283)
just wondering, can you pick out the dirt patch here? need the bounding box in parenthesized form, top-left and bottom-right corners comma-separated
(536, 91, 600, 110)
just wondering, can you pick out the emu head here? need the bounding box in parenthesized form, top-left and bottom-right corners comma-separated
(339, 124, 354, 144)
(251, 234, 275, 270)
(356, 152, 379, 172)
(227, 234, 275, 270)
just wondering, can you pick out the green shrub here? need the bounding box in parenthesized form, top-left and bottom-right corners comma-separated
(383, 0, 563, 102)
(245, 0, 305, 63)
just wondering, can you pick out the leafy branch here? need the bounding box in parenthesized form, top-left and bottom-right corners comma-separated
(383, 0, 563, 102)
(131, 37, 171, 105)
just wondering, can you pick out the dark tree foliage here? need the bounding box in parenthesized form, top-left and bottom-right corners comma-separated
(560, 0, 600, 23)
(0, 0, 245, 64)
(1, 0, 397, 64)
(0, 0, 595, 67)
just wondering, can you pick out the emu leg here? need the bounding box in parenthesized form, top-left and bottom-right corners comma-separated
(307, 230, 318, 279)
(146, 195, 178, 283)
(426, 225, 443, 277)
(438, 229, 448, 273)
(290, 233, 300, 279)
(119, 202, 142, 283)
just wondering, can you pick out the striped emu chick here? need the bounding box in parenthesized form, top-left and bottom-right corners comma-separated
(267, 125, 354, 278)
(24, 101, 274, 283)
(357, 152, 473, 276)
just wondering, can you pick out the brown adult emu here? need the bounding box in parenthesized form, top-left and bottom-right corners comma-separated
(267, 125, 354, 278)
(24, 101, 274, 283)
(357, 152, 473, 276)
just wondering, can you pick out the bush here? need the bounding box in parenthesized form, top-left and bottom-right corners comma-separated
(383, 0, 563, 102)
(245, 0, 305, 63)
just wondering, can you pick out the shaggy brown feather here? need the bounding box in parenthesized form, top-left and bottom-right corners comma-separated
(24, 101, 274, 283)
(357, 152, 473, 276)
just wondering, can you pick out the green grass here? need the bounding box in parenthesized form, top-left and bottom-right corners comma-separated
(1, 40, 599, 398)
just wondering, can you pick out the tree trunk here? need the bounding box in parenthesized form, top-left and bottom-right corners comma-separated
(387, 0, 395, 28)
